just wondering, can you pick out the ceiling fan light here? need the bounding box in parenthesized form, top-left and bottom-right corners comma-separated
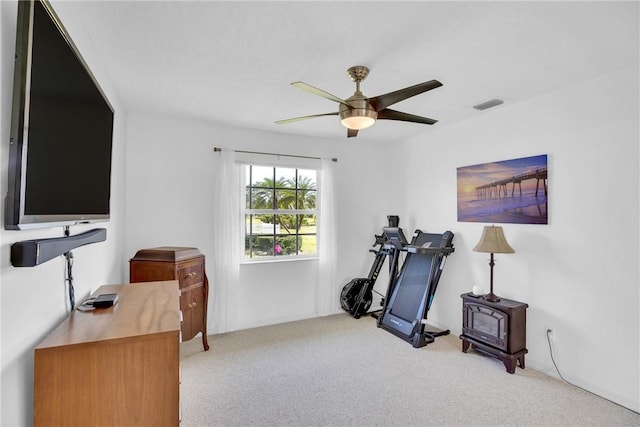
(339, 108, 377, 130)
(341, 115, 376, 130)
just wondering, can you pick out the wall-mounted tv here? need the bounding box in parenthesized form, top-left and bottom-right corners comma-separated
(5, 0, 114, 230)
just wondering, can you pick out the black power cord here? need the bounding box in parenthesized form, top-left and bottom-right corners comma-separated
(64, 251, 75, 310)
(63, 226, 75, 310)
(546, 329, 571, 383)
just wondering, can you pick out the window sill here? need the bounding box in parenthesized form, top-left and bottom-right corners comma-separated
(241, 256, 319, 265)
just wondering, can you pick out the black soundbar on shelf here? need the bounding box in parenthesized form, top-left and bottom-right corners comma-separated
(10, 228, 107, 267)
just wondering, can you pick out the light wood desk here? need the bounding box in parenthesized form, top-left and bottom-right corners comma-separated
(34, 280, 181, 426)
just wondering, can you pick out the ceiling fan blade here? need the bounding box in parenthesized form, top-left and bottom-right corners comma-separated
(291, 82, 352, 107)
(377, 108, 438, 125)
(347, 128, 358, 138)
(275, 112, 338, 125)
(368, 80, 442, 111)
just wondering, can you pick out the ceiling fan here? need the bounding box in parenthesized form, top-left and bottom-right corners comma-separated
(275, 66, 442, 138)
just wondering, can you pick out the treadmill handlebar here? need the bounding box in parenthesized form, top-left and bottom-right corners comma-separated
(382, 243, 454, 255)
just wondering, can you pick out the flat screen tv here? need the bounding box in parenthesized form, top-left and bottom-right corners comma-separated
(5, 0, 114, 230)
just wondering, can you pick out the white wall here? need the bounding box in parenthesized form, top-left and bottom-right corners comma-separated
(125, 112, 394, 332)
(0, 1, 127, 425)
(394, 65, 639, 412)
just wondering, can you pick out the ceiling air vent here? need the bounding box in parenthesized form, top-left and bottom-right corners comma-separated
(473, 98, 504, 111)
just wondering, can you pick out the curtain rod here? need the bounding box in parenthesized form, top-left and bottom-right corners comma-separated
(213, 147, 337, 163)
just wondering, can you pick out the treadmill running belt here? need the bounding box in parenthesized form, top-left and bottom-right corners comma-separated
(390, 254, 434, 321)
(377, 229, 454, 348)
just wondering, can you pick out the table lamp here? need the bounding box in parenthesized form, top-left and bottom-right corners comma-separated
(473, 225, 514, 302)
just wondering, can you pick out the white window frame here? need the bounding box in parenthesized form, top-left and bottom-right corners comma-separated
(238, 153, 321, 263)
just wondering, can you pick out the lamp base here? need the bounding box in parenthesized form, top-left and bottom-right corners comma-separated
(483, 292, 501, 302)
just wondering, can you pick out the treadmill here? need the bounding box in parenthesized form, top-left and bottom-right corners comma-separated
(377, 227, 455, 348)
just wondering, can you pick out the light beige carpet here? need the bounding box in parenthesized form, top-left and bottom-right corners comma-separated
(180, 313, 638, 426)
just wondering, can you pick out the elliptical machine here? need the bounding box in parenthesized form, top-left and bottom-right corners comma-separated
(340, 216, 400, 319)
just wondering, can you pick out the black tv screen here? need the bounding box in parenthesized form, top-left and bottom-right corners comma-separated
(5, 0, 114, 230)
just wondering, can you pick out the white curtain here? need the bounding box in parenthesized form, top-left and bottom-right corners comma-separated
(211, 149, 241, 333)
(317, 158, 339, 315)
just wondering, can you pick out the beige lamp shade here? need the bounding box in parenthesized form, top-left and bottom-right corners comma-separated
(473, 225, 514, 254)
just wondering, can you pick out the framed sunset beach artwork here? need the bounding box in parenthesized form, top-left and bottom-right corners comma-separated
(457, 154, 548, 224)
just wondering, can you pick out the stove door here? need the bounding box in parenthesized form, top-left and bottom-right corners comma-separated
(463, 303, 507, 351)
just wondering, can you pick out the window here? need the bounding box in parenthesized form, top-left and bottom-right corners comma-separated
(243, 165, 318, 260)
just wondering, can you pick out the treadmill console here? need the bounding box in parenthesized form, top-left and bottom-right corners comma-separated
(383, 227, 408, 249)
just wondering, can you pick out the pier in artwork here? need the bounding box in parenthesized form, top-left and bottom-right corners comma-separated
(476, 168, 547, 198)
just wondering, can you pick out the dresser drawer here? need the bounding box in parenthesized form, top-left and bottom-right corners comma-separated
(177, 261, 204, 288)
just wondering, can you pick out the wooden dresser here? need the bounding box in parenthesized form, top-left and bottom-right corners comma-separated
(130, 246, 209, 351)
(34, 281, 181, 426)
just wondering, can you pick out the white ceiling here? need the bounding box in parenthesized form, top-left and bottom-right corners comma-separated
(66, 1, 639, 143)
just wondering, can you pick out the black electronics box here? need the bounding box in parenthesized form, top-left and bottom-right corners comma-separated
(93, 293, 118, 308)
